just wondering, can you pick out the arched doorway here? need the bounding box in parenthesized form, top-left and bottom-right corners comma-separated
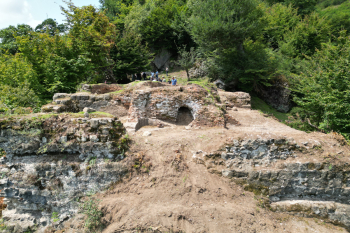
(176, 107, 194, 125)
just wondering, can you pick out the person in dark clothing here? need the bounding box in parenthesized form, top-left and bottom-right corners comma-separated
(142, 72, 147, 80)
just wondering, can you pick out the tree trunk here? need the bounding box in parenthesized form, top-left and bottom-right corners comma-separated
(186, 69, 190, 81)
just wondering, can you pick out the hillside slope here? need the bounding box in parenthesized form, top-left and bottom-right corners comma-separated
(62, 107, 349, 232)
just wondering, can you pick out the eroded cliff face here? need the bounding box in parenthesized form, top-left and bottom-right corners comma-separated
(0, 114, 129, 232)
(195, 137, 350, 229)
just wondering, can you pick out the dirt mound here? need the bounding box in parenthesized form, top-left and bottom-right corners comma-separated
(62, 108, 349, 233)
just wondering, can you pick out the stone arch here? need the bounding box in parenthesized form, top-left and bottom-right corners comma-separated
(176, 107, 194, 125)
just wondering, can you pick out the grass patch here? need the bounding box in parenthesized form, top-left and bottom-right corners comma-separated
(251, 96, 289, 122)
(77, 111, 114, 118)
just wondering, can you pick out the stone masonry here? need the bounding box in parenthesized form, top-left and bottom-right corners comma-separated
(41, 81, 252, 130)
(0, 114, 129, 231)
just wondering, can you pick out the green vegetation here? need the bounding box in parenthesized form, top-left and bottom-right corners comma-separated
(2, 0, 350, 137)
(77, 111, 115, 118)
(51, 212, 59, 223)
(251, 96, 289, 122)
(79, 197, 104, 230)
(293, 32, 350, 137)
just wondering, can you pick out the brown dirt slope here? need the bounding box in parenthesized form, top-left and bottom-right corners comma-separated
(71, 108, 349, 232)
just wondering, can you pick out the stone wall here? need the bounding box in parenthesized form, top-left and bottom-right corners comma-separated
(41, 81, 253, 132)
(127, 84, 226, 127)
(0, 114, 129, 231)
(217, 138, 350, 228)
(42, 82, 239, 129)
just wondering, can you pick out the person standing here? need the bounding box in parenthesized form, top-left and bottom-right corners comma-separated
(156, 70, 159, 79)
(151, 71, 154, 79)
(166, 67, 169, 76)
(171, 76, 177, 86)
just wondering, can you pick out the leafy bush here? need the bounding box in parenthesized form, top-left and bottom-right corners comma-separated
(318, 1, 350, 35)
(279, 12, 331, 58)
(79, 197, 103, 230)
(293, 31, 350, 136)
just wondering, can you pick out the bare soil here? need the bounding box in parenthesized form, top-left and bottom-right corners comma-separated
(68, 108, 350, 232)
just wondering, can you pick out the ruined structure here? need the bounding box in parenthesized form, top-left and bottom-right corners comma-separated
(2, 80, 348, 232)
(41, 81, 251, 132)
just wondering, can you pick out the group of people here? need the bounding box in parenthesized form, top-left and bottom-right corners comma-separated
(132, 67, 177, 85)
(150, 75, 177, 85)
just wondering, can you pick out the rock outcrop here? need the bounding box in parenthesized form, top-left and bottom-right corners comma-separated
(258, 81, 292, 113)
(0, 114, 129, 231)
(213, 138, 350, 229)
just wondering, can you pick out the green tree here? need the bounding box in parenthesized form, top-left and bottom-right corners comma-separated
(61, 1, 117, 82)
(0, 54, 40, 110)
(176, 46, 197, 81)
(35, 18, 67, 36)
(125, 0, 192, 53)
(99, 0, 134, 30)
(263, 3, 301, 50)
(15, 2, 118, 98)
(293, 32, 350, 135)
(187, 0, 267, 89)
(318, 1, 350, 36)
(279, 12, 332, 58)
(266, 0, 317, 16)
(0, 24, 33, 54)
(111, 30, 153, 81)
(17, 32, 93, 96)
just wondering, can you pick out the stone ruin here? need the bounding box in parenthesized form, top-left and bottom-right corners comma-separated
(41, 81, 251, 132)
(0, 81, 252, 232)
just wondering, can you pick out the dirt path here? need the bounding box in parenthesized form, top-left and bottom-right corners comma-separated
(95, 108, 349, 232)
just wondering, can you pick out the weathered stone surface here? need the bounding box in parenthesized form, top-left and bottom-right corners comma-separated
(271, 200, 350, 229)
(218, 91, 251, 108)
(142, 131, 152, 137)
(0, 155, 126, 231)
(83, 107, 96, 113)
(153, 47, 172, 70)
(217, 137, 350, 228)
(0, 115, 127, 160)
(258, 81, 292, 113)
(0, 114, 129, 231)
(127, 84, 226, 128)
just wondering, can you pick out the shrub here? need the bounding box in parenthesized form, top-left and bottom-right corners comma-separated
(79, 197, 103, 230)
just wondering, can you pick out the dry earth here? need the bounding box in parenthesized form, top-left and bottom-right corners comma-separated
(64, 108, 349, 233)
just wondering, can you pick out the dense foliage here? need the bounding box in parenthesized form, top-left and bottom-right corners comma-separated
(293, 32, 350, 136)
(1, 0, 350, 136)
